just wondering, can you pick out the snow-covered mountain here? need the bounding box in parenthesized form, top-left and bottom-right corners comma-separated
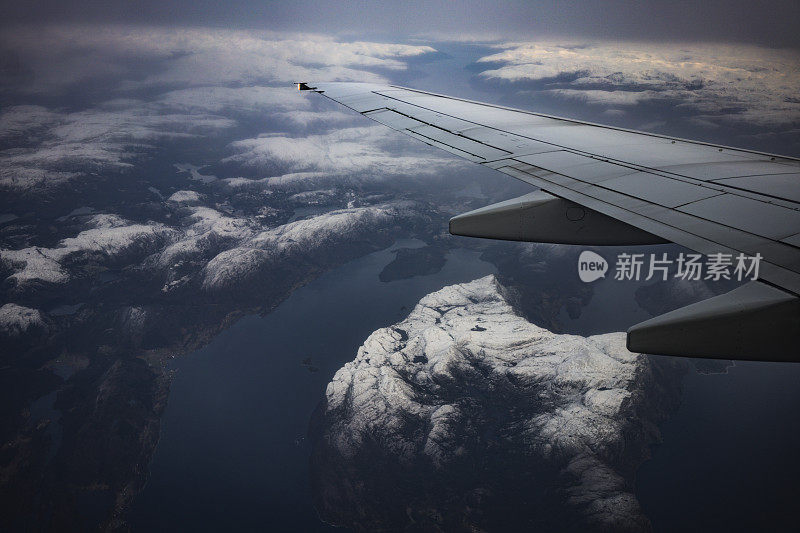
(313, 275, 683, 532)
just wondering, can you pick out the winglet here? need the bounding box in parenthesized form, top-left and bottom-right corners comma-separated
(296, 82, 317, 91)
(627, 281, 800, 361)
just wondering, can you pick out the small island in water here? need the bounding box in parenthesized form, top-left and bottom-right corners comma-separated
(379, 246, 447, 282)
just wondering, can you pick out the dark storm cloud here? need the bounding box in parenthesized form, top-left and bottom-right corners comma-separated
(3, 0, 800, 47)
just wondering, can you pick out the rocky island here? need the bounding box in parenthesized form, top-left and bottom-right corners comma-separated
(312, 276, 684, 532)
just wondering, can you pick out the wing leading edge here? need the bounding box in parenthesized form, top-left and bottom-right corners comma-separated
(299, 82, 800, 361)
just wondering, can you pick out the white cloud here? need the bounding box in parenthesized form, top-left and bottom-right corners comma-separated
(0, 166, 79, 190)
(478, 41, 800, 126)
(155, 86, 310, 115)
(271, 110, 358, 128)
(0, 27, 440, 192)
(224, 125, 466, 178)
(545, 89, 658, 106)
(2, 26, 437, 91)
(48, 109, 234, 145)
(0, 103, 239, 190)
(127, 32, 435, 88)
(0, 105, 61, 143)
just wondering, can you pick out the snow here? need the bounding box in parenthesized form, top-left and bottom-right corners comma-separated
(200, 203, 409, 291)
(0, 303, 46, 336)
(167, 190, 203, 204)
(1, 214, 176, 287)
(322, 275, 663, 530)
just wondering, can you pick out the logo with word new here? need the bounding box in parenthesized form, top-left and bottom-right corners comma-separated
(578, 251, 608, 283)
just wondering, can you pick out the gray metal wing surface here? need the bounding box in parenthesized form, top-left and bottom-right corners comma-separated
(299, 82, 800, 361)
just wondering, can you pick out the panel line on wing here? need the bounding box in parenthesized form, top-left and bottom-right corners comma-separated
(403, 130, 487, 160)
(496, 164, 800, 294)
(494, 159, 800, 288)
(371, 107, 512, 155)
(371, 89, 800, 208)
(380, 85, 800, 164)
(492, 156, 799, 250)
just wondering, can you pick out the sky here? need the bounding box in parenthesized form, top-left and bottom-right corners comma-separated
(2, 0, 800, 46)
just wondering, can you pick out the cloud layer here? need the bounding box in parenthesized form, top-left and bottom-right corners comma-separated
(224, 125, 463, 178)
(0, 27, 447, 191)
(1, 26, 436, 93)
(478, 41, 800, 127)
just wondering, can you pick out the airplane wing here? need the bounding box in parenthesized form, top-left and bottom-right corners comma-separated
(298, 82, 800, 361)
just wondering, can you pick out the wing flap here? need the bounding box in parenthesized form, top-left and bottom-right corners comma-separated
(600, 173, 723, 208)
(406, 125, 510, 161)
(714, 173, 800, 203)
(677, 194, 800, 241)
(365, 109, 426, 130)
(663, 160, 800, 181)
(461, 128, 556, 155)
(404, 130, 485, 161)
